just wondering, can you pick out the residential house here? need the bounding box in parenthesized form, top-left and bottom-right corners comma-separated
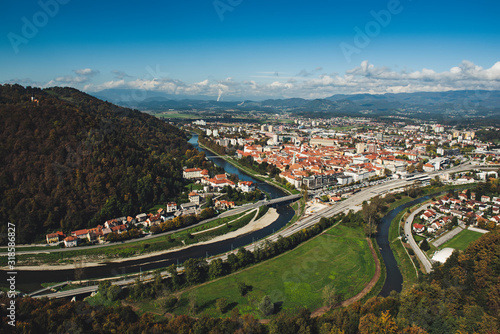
(145, 214, 162, 227)
(46, 231, 65, 244)
(238, 181, 256, 193)
(450, 209, 465, 219)
(86, 226, 103, 242)
(63, 236, 78, 248)
(204, 174, 235, 190)
(104, 219, 119, 229)
(481, 195, 491, 203)
(420, 209, 436, 221)
(183, 168, 203, 179)
(490, 215, 500, 224)
(166, 202, 177, 213)
(215, 200, 235, 210)
(413, 223, 425, 233)
(111, 224, 128, 234)
(181, 202, 198, 211)
(423, 163, 436, 172)
(136, 213, 148, 222)
(71, 229, 89, 240)
(188, 192, 201, 205)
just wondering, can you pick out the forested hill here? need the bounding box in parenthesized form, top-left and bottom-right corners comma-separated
(0, 84, 191, 244)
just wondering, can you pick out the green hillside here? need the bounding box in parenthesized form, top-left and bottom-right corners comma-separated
(0, 84, 195, 244)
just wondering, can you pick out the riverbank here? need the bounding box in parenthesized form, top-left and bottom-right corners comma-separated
(8, 208, 279, 271)
(197, 139, 297, 195)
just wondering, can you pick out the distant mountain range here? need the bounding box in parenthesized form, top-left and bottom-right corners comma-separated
(91, 89, 500, 124)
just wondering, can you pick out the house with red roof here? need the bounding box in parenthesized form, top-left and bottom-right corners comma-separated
(423, 163, 436, 172)
(183, 168, 208, 179)
(71, 229, 89, 240)
(63, 236, 78, 248)
(46, 231, 66, 244)
(413, 223, 425, 233)
(215, 200, 235, 210)
(166, 202, 177, 213)
(481, 195, 491, 203)
(420, 209, 436, 221)
(238, 181, 256, 192)
(188, 192, 201, 205)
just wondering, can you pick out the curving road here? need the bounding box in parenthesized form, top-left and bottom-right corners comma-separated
(403, 203, 433, 273)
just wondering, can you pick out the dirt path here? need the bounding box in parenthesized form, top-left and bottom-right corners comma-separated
(310, 237, 381, 318)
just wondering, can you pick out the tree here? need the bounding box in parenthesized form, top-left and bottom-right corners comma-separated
(167, 264, 181, 288)
(420, 239, 430, 251)
(237, 281, 248, 296)
(208, 258, 224, 279)
(359, 310, 399, 334)
(407, 164, 416, 174)
(184, 258, 208, 285)
(322, 284, 340, 307)
(205, 195, 214, 208)
(107, 285, 121, 301)
(364, 221, 378, 238)
(236, 247, 254, 267)
(258, 295, 274, 316)
(216, 297, 228, 313)
(162, 295, 178, 312)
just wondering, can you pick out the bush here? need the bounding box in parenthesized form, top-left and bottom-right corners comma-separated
(407, 248, 415, 256)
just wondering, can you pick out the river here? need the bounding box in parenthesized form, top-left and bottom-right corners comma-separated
(11, 134, 295, 293)
(11, 133, 421, 296)
(188, 133, 286, 200)
(376, 194, 433, 297)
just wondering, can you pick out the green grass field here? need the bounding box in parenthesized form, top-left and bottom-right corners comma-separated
(168, 224, 375, 318)
(388, 209, 419, 291)
(439, 229, 484, 251)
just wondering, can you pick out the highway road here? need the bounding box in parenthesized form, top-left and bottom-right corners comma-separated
(20, 161, 498, 299)
(5, 163, 493, 257)
(32, 178, 415, 299)
(403, 203, 433, 274)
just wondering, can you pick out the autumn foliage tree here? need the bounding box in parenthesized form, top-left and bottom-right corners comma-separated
(0, 85, 192, 244)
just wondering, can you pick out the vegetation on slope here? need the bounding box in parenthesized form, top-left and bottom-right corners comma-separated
(0, 85, 195, 244)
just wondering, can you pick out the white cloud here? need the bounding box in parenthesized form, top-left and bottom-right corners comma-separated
(74, 68, 99, 76)
(11, 60, 500, 100)
(54, 75, 89, 84)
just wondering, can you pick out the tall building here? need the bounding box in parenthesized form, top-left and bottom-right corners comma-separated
(367, 143, 377, 154)
(356, 143, 366, 154)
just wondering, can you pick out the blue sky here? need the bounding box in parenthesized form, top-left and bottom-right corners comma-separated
(1, 0, 500, 100)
